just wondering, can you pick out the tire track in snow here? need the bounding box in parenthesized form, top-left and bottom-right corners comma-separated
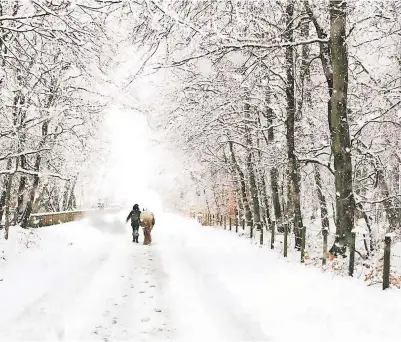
(83, 244, 174, 341)
(0, 236, 173, 341)
(183, 250, 271, 341)
(155, 217, 270, 341)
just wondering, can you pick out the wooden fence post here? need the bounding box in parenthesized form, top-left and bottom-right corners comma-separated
(242, 219, 245, 231)
(271, 221, 275, 249)
(349, 232, 356, 276)
(224, 216, 226, 230)
(322, 228, 328, 266)
(235, 218, 238, 233)
(229, 217, 232, 231)
(383, 235, 391, 290)
(284, 223, 288, 257)
(250, 223, 253, 239)
(260, 224, 264, 245)
(301, 226, 306, 263)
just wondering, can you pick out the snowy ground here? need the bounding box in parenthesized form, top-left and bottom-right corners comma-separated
(1, 212, 401, 341)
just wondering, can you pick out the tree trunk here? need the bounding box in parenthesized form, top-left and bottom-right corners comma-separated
(20, 79, 56, 226)
(20, 120, 49, 228)
(68, 191, 76, 211)
(236, 188, 244, 222)
(264, 102, 282, 229)
(62, 180, 71, 211)
(329, 0, 354, 255)
(3, 158, 18, 240)
(314, 164, 330, 232)
(228, 139, 252, 226)
(271, 167, 282, 230)
(0, 159, 13, 224)
(212, 186, 220, 216)
(246, 149, 260, 229)
(226, 146, 244, 223)
(304, 0, 354, 255)
(3, 172, 14, 240)
(32, 184, 47, 214)
(203, 188, 211, 216)
(20, 166, 40, 229)
(16, 155, 27, 221)
(296, 15, 311, 120)
(377, 168, 399, 233)
(260, 174, 272, 227)
(244, 102, 261, 229)
(285, 0, 303, 250)
(0, 181, 6, 224)
(392, 161, 401, 226)
(16, 112, 27, 221)
(356, 202, 374, 253)
(257, 114, 272, 227)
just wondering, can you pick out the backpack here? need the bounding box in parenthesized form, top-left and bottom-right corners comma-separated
(131, 211, 141, 225)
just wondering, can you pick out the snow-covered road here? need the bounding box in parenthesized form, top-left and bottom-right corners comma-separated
(1, 212, 401, 341)
(0, 213, 172, 341)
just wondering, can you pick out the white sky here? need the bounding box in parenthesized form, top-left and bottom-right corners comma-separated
(102, 105, 163, 212)
(78, 40, 198, 213)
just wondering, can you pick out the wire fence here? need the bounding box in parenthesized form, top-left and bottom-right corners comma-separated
(198, 213, 401, 290)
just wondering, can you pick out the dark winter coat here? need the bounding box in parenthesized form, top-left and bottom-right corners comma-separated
(126, 209, 141, 228)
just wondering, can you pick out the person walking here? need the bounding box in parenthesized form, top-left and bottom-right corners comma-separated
(126, 204, 141, 243)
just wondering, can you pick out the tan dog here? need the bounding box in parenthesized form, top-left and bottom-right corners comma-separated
(140, 210, 155, 245)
